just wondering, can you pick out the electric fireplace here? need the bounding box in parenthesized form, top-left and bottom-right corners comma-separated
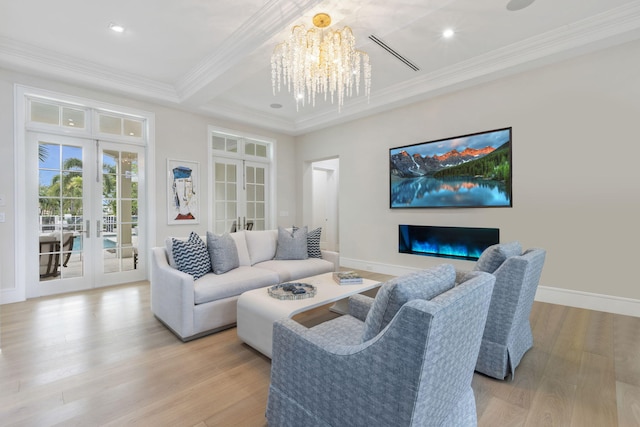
(399, 225, 500, 261)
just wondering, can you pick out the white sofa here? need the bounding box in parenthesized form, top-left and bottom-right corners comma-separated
(150, 229, 339, 341)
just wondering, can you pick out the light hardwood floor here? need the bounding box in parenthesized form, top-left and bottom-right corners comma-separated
(1, 272, 639, 426)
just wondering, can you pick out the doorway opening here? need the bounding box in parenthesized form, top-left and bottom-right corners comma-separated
(311, 158, 339, 252)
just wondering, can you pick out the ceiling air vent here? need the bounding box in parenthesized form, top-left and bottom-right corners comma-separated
(368, 35, 420, 72)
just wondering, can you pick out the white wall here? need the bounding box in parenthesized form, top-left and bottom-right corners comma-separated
(2, 39, 639, 308)
(296, 39, 640, 302)
(0, 68, 297, 299)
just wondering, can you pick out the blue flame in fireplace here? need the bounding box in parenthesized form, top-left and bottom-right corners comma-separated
(411, 241, 483, 260)
(399, 225, 499, 261)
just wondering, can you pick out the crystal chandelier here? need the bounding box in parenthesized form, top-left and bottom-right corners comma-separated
(271, 13, 371, 112)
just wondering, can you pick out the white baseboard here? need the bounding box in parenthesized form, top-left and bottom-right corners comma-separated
(0, 288, 23, 305)
(341, 257, 640, 318)
(535, 285, 640, 318)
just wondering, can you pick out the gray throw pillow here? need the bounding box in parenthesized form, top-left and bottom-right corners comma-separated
(274, 226, 309, 260)
(307, 227, 322, 258)
(206, 231, 240, 274)
(172, 232, 211, 280)
(361, 264, 456, 342)
(474, 241, 522, 274)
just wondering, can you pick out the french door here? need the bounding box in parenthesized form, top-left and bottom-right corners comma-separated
(28, 132, 145, 297)
(212, 159, 268, 234)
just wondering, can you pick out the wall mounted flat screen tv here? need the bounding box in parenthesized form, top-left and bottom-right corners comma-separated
(390, 127, 512, 208)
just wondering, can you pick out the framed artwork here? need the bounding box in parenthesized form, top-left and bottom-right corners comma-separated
(167, 159, 199, 225)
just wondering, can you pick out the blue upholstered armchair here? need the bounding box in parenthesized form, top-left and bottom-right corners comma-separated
(460, 242, 547, 380)
(266, 264, 496, 427)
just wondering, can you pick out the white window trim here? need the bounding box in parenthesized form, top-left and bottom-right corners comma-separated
(6, 84, 156, 304)
(207, 125, 276, 232)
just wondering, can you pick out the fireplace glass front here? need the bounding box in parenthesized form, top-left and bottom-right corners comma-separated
(399, 225, 499, 261)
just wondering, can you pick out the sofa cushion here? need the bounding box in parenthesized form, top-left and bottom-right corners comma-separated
(361, 264, 456, 342)
(254, 258, 334, 283)
(193, 266, 279, 304)
(275, 226, 308, 260)
(172, 232, 211, 280)
(206, 232, 240, 274)
(246, 229, 278, 265)
(230, 231, 251, 266)
(474, 241, 522, 274)
(307, 227, 322, 258)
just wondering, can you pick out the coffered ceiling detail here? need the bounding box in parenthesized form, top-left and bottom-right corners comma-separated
(1, 0, 639, 135)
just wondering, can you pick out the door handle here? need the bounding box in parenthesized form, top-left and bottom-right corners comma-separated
(96, 220, 101, 238)
(85, 220, 90, 238)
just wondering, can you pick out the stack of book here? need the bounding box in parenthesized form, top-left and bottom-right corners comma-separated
(332, 271, 363, 285)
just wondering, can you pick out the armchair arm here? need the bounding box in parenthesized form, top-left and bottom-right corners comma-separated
(481, 257, 529, 343)
(150, 247, 196, 340)
(348, 293, 375, 321)
(483, 250, 545, 344)
(455, 268, 472, 284)
(320, 249, 339, 271)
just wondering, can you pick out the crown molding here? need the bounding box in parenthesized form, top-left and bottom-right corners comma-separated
(289, 1, 640, 135)
(0, 36, 179, 103)
(198, 102, 297, 135)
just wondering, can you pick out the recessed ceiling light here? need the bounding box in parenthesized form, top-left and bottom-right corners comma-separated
(109, 23, 125, 33)
(270, 103, 283, 109)
(442, 28, 455, 38)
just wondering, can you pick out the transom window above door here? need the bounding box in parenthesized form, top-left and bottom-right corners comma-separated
(28, 98, 146, 143)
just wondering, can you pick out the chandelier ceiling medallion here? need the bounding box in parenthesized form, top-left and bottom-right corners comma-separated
(271, 13, 371, 112)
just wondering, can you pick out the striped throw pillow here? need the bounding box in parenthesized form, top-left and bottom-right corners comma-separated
(172, 232, 211, 280)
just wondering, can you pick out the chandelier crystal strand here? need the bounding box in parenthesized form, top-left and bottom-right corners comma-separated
(271, 14, 371, 112)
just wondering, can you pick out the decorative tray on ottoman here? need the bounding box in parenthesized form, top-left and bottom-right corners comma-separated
(268, 283, 317, 300)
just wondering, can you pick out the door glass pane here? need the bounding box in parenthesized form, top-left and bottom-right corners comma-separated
(215, 163, 225, 181)
(39, 172, 58, 196)
(247, 184, 255, 201)
(39, 143, 60, 170)
(226, 202, 237, 218)
(215, 202, 225, 218)
(226, 164, 236, 181)
(227, 184, 237, 201)
(102, 150, 139, 274)
(215, 183, 225, 200)
(38, 142, 84, 282)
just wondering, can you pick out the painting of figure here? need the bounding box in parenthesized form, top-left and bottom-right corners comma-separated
(168, 159, 199, 224)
